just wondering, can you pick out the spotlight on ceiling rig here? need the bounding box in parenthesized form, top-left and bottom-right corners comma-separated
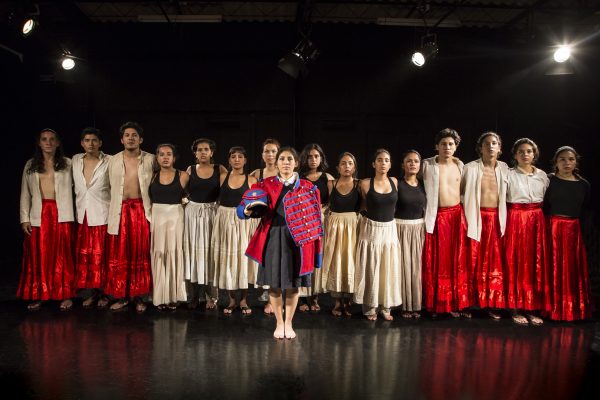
(553, 45, 571, 63)
(22, 18, 37, 36)
(411, 33, 439, 67)
(61, 52, 76, 70)
(278, 38, 319, 79)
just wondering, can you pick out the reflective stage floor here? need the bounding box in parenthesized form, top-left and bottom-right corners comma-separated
(1, 294, 598, 400)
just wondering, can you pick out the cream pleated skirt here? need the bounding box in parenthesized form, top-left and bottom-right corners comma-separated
(183, 201, 217, 284)
(151, 204, 187, 306)
(324, 211, 359, 294)
(299, 206, 328, 297)
(395, 218, 425, 312)
(211, 206, 258, 290)
(353, 217, 402, 309)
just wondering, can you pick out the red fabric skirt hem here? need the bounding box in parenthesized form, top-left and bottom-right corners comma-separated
(75, 216, 108, 290)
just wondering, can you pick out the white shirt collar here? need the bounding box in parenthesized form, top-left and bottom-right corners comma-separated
(278, 172, 298, 187)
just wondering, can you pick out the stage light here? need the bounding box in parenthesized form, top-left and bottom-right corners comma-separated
(411, 33, 438, 67)
(553, 45, 571, 63)
(411, 52, 425, 67)
(61, 56, 75, 70)
(22, 18, 36, 36)
(278, 39, 319, 79)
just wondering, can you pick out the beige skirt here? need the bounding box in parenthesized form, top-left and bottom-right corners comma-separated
(211, 206, 258, 290)
(324, 212, 359, 294)
(183, 201, 217, 284)
(353, 218, 402, 309)
(151, 204, 187, 306)
(395, 218, 425, 312)
(299, 205, 328, 297)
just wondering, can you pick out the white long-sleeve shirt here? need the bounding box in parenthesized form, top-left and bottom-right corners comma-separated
(72, 152, 111, 226)
(506, 167, 549, 203)
(461, 158, 509, 241)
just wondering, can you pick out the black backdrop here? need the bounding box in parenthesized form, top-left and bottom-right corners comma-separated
(2, 21, 599, 288)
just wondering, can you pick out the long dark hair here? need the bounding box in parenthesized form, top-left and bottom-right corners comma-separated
(299, 143, 329, 176)
(551, 146, 583, 179)
(27, 129, 68, 174)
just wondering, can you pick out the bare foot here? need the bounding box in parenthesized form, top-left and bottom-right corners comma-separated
(82, 296, 96, 308)
(331, 301, 343, 317)
(27, 301, 42, 311)
(343, 303, 352, 317)
(449, 311, 460, 318)
(97, 297, 109, 309)
(206, 298, 217, 310)
(526, 314, 544, 325)
(263, 302, 273, 315)
(512, 314, 529, 325)
(60, 299, 73, 311)
(273, 324, 285, 340)
(135, 300, 147, 313)
(401, 311, 413, 319)
(461, 311, 472, 319)
(488, 310, 501, 320)
(298, 303, 309, 312)
(223, 302, 236, 315)
(380, 310, 393, 321)
(412, 312, 421, 319)
(310, 300, 321, 312)
(284, 324, 296, 339)
(110, 299, 129, 311)
(366, 314, 377, 321)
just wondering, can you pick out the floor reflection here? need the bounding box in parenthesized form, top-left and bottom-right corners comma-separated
(10, 308, 597, 400)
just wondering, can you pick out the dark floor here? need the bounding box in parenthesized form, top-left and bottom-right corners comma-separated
(1, 287, 599, 400)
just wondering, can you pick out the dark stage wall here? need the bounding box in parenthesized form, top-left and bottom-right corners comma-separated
(2, 22, 599, 288)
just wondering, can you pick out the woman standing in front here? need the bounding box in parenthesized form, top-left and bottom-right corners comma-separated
(394, 150, 426, 319)
(298, 143, 335, 312)
(354, 149, 402, 321)
(183, 138, 227, 310)
(239, 147, 323, 339)
(544, 146, 593, 321)
(212, 146, 258, 315)
(504, 138, 550, 325)
(149, 144, 189, 311)
(323, 152, 361, 317)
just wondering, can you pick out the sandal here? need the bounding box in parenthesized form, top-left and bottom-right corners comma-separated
(343, 303, 352, 317)
(366, 313, 377, 321)
(310, 300, 321, 312)
(488, 310, 502, 320)
(82, 295, 97, 309)
(380, 310, 393, 321)
(298, 303, 309, 312)
(460, 311, 472, 319)
(526, 314, 544, 326)
(167, 303, 178, 311)
(450, 311, 461, 319)
(60, 299, 73, 311)
(412, 312, 421, 319)
(401, 311, 413, 319)
(206, 298, 217, 310)
(240, 305, 252, 315)
(27, 301, 42, 311)
(135, 301, 147, 313)
(223, 305, 237, 315)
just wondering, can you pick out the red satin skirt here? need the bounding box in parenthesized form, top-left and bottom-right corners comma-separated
(422, 204, 470, 313)
(17, 200, 76, 300)
(547, 216, 593, 321)
(504, 203, 550, 311)
(105, 199, 152, 298)
(75, 216, 108, 290)
(469, 208, 505, 309)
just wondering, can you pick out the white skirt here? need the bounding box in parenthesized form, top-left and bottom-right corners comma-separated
(324, 212, 359, 294)
(183, 201, 217, 284)
(395, 218, 425, 312)
(353, 218, 402, 309)
(151, 204, 187, 305)
(211, 206, 258, 290)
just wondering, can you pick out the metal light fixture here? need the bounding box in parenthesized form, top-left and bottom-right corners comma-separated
(411, 33, 439, 67)
(22, 18, 37, 36)
(278, 38, 319, 79)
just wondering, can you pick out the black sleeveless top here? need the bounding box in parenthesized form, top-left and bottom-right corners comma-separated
(188, 164, 220, 203)
(329, 180, 360, 213)
(303, 173, 330, 205)
(150, 171, 184, 205)
(219, 171, 249, 207)
(394, 179, 427, 220)
(366, 177, 398, 222)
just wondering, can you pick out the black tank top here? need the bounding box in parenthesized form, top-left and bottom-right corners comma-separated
(366, 177, 397, 222)
(303, 173, 330, 205)
(329, 180, 360, 213)
(394, 180, 427, 220)
(188, 164, 220, 203)
(219, 171, 249, 207)
(150, 171, 184, 205)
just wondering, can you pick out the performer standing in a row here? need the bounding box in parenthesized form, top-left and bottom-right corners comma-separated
(504, 138, 549, 325)
(462, 132, 508, 319)
(323, 152, 361, 317)
(354, 149, 402, 321)
(250, 138, 280, 315)
(544, 146, 593, 321)
(240, 147, 323, 339)
(18, 129, 75, 311)
(298, 143, 334, 312)
(72, 127, 111, 309)
(184, 139, 226, 310)
(395, 150, 426, 319)
(149, 144, 189, 311)
(213, 147, 258, 315)
(422, 129, 470, 318)
(105, 122, 154, 313)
